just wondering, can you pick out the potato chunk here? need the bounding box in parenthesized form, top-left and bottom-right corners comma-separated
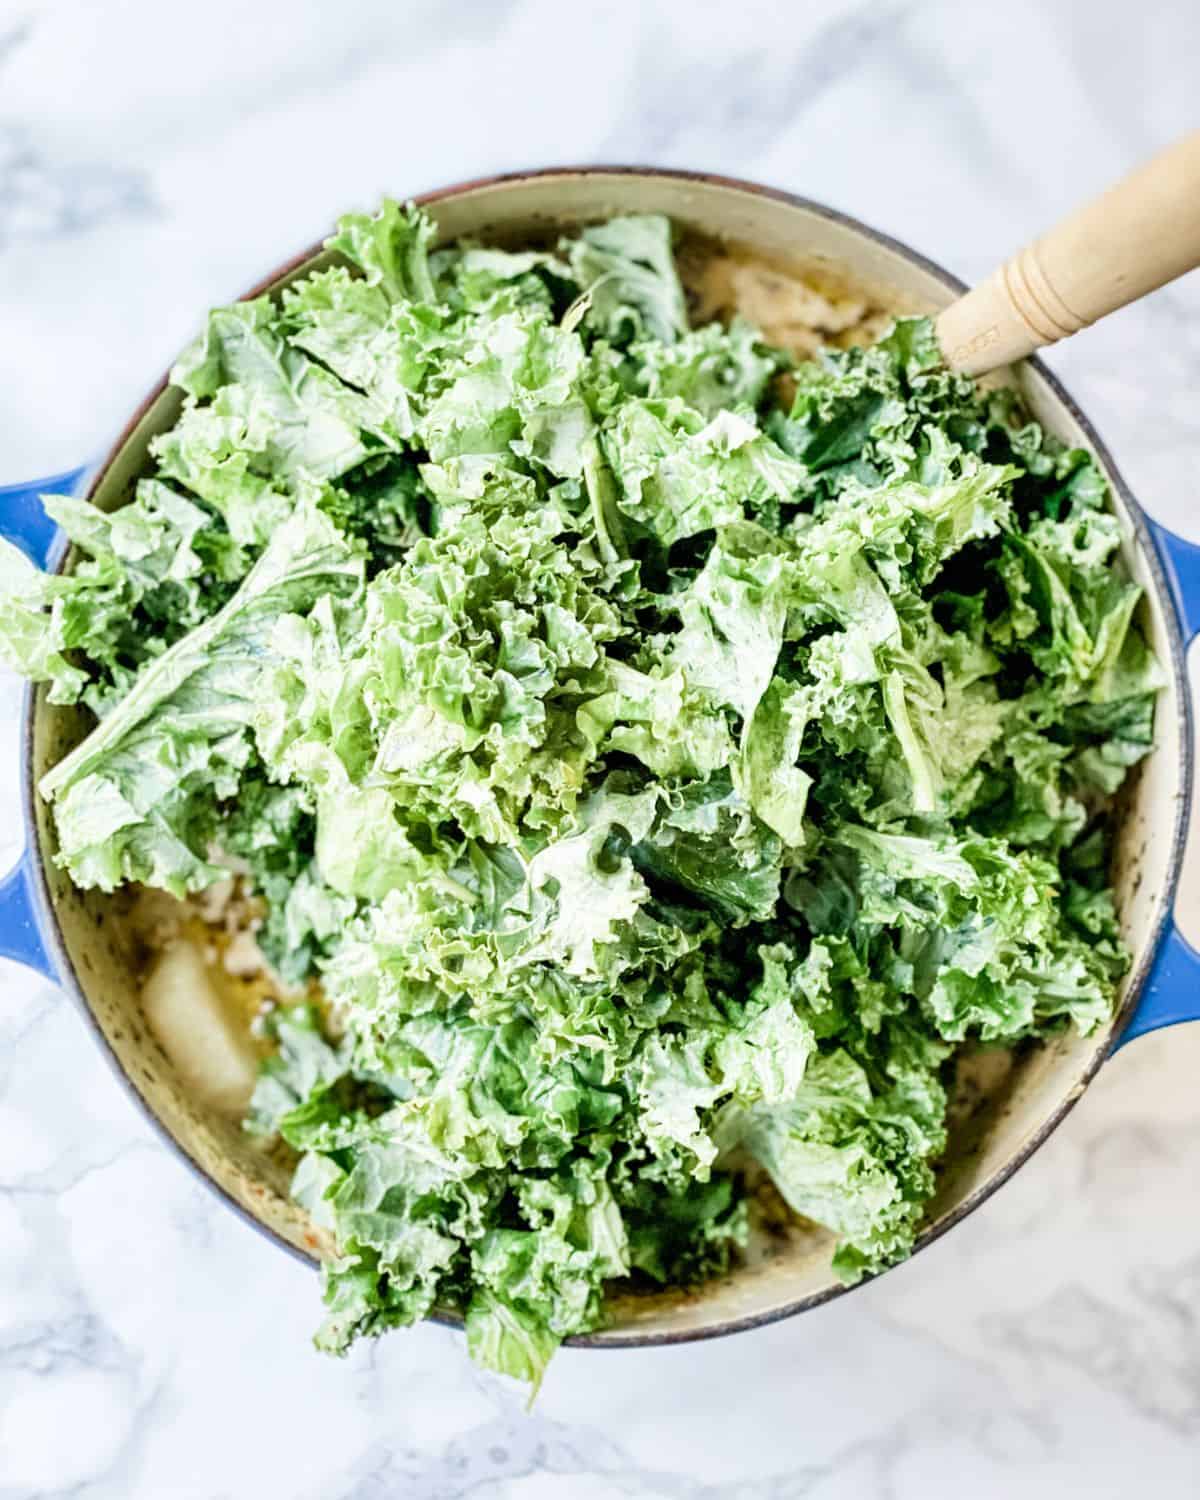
(142, 939, 258, 1116)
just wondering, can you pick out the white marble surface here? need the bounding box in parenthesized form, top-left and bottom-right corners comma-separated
(2, 1, 1200, 1495)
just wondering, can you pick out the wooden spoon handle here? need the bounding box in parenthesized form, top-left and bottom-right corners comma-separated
(937, 131, 1200, 376)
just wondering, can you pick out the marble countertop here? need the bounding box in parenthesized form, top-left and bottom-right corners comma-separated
(2, 1, 1200, 1495)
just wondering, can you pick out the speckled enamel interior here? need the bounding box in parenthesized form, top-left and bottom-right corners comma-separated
(27, 172, 1188, 1344)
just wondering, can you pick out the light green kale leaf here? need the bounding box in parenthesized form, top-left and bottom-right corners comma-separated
(39, 501, 362, 894)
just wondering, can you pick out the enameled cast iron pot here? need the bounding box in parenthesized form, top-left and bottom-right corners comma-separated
(3, 169, 1200, 1346)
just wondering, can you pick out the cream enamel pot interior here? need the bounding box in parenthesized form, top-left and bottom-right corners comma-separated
(2, 169, 1200, 1348)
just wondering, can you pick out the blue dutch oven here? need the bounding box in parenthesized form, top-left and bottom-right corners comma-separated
(1, 169, 1198, 1345)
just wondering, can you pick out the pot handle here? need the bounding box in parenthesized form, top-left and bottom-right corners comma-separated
(1114, 519, 1200, 1048)
(0, 469, 87, 980)
(0, 861, 55, 978)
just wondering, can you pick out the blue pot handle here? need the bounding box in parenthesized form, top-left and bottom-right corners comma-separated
(0, 468, 87, 980)
(1114, 519, 1200, 1048)
(0, 467, 84, 568)
(0, 860, 55, 978)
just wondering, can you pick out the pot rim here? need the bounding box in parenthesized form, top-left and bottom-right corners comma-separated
(19, 163, 1194, 1349)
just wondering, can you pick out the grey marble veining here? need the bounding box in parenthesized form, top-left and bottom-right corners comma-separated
(2, 1, 1200, 1495)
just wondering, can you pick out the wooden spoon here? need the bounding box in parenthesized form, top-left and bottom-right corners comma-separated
(937, 131, 1200, 376)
